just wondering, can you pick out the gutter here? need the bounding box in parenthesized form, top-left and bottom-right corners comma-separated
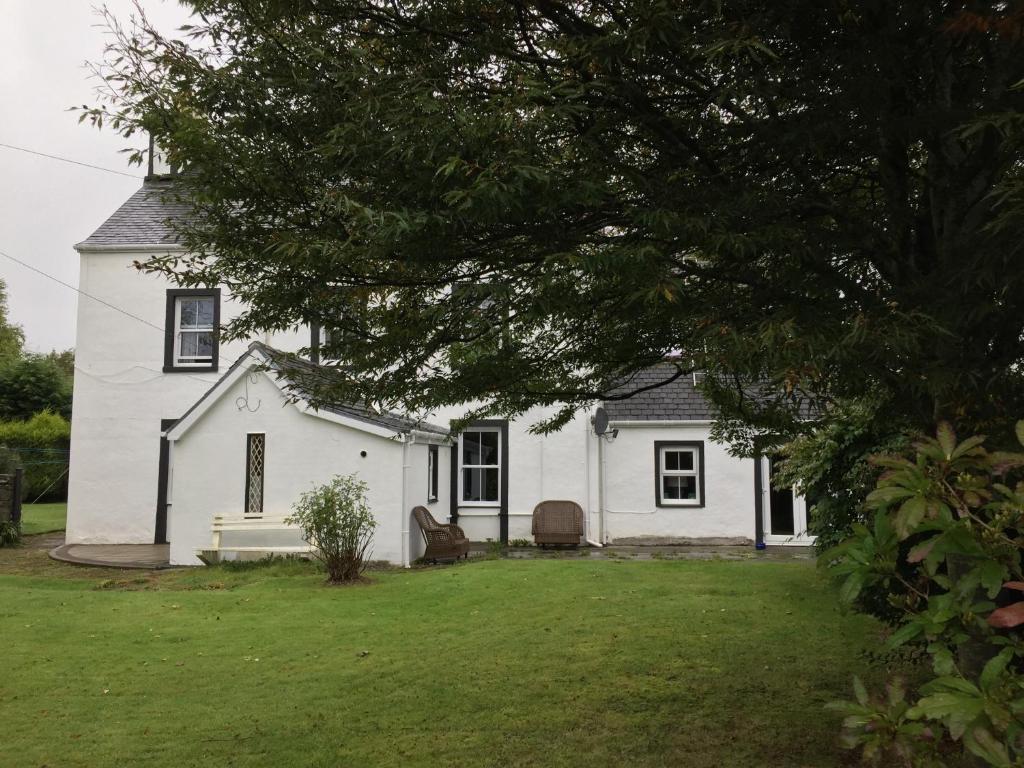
(74, 243, 188, 254)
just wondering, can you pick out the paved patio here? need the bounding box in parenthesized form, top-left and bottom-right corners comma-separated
(474, 543, 815, 561)
(50, 541, 173, 569)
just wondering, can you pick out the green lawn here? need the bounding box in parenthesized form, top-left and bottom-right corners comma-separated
(0, 551, 891, 768)
(19, 502, 66, 535)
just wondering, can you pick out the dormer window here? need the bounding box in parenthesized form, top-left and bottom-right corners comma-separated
(164, 289, 220, 373)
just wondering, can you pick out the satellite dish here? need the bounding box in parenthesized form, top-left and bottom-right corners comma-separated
(593, 407, 610, 436)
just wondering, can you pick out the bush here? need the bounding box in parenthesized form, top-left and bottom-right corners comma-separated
(0, 411, 70, 502)
(826, 421, 1024, 766)
(0, 519, 19, 547)
(774, 397, 910, 552)
(287, 474, 376, 583)
(0, 355, 72, 421)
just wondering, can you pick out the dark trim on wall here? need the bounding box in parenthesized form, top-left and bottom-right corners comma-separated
(427, 444, 439, 503)
(753, 454, 764, 547)
(653, 440, 706, 508)
(449, 443, 459, 524)
(309, 323, 321, 364)
(163, 288, 221, 373)
(154, 418, 177, 544)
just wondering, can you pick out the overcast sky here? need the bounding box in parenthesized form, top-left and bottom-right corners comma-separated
(0, 0, 191, 353)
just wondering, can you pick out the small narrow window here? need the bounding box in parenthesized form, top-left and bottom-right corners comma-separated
(655, 441, 704, 507)
(245, 433, 266, 518)
(459, 427, 500, 504)
(164, 289, 220, 372)
(427, 444, 439, 503)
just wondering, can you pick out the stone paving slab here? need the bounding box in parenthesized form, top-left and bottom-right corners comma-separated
(50, 542, 173, 570)
(471, 543, 815, 561)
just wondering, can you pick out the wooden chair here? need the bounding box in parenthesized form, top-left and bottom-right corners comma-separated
(532, 500, 584, 547)
(413, 506, 470, 563)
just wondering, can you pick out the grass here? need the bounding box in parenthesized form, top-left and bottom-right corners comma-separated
(0, 547, 897, 768)
(19, 502, 66, 535)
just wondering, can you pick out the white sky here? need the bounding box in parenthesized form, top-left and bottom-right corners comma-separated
(0, 0, 191, 352)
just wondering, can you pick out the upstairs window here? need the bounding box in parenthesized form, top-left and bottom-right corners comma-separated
(164, 289, 220, 372)
(459, 427, 500, 504)
(655, 441, 705, 507)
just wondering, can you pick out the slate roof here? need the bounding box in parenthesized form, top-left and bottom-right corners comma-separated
(76, 179, 188, 248)
(602, 363, 715, 421)
(252, 343, 450, 436)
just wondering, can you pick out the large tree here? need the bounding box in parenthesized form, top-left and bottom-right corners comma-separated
(91, 1, 1024, 439)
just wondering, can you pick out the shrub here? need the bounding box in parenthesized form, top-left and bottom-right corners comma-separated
(774, 397, 910, 552)
(0, 411, 70, 502)
(826, 421, 1024, 766)
(0, 519, 19, 547)
(287, 474, 376, 583)
(0, 355, 72, 421)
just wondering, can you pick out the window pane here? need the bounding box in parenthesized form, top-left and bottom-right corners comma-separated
(478, 430, 499, 464)
(196, 298, 214, 327)
(664, 449, 694, 472)
(462, 433, 481, 466)
(463, 468, 481, 501)
(462, 467, 499, 502)
(196, 332, 213, 358)
(663, 476, 697, 501)
(180, 299, 197, 328)
(483, 468, 499, 501)
(179, 332, 198, 357)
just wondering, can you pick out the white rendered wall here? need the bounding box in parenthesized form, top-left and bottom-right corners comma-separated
(601, 423, 756, 543)
(168, 371, 425, 566)
(432, 405, 596, 542)
(67, 248, 309, 545)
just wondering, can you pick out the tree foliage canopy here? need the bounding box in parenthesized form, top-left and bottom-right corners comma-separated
(90, 1, 1024, 436)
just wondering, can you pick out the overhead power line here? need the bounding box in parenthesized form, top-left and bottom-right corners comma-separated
(0, 247, 164, 333)
(0, 141, 143, 179)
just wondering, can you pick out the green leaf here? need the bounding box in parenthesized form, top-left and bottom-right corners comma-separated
(936, 421, 956, 458)
(894, 496, 927, 538)
(979, 648, 1013, 692)
(964, 726, 1012, 767)
(852, 676, 869, 706)
(888, 621, 923, 649)
(1016, 420, 1024, 448)
(839, 572, 865, 604)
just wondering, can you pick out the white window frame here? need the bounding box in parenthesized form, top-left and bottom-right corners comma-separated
(657, 444, 702, 507)
(458, 427, 501, 507)
(174, 295, 216, 367)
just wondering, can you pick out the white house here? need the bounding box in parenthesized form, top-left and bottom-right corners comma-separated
(67, 171, 812, 566)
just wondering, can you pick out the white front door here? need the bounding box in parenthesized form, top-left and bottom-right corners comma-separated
(761, 456, 815, 546)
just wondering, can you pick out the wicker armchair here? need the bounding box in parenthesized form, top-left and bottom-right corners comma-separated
(413, 506, 471, 563)
(532, 500, 585, 547)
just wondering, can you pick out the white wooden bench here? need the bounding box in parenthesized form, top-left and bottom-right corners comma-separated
(195, 516, 313, 564)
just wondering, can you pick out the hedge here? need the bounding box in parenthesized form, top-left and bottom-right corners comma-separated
(0, 411, 70, 502)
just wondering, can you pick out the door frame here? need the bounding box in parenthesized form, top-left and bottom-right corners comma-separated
(759, 456, 815, 546)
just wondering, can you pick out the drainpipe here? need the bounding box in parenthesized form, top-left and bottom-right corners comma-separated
(400, 433, 414, 568)
(596, 432, 607, 545)
(584, 415, 602, 548)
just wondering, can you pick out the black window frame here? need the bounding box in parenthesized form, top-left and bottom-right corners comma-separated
(654, 440, 706, 508)
(164, 288, 221, 373)
(427, 444, 439, 503)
